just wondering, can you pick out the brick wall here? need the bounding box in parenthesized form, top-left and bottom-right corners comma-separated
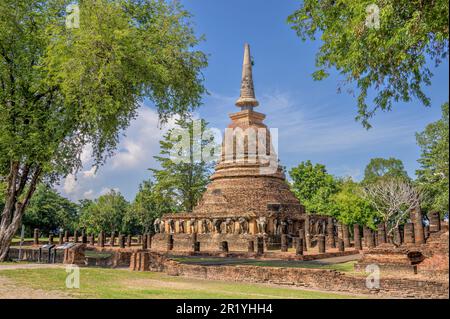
(130, 251, 449, 299)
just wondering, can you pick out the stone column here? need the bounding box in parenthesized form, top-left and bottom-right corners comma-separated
(336, 222, 343, 243)
(191, 233, 197, 252)
(64, 230, 69, 243)
(296, 238, 304, 256)
(326, 217, 335, 248)
(281, 234, 288, 252)
(58, 233, 64, 245)
(167, 234, 174, 251)
(429, 212, 441, 233)
(74, 230, 79, 243)
(33, 229, 39, 245)
(424, 225, 430, 240)
(256, 237, 264, 255)
(220, 241, 229, 253)
(353, 225, 362, 250)
(98, 231, 105, 247)
(338, 238, 345, 252)
(318, 235, 326, 253)
(364, 227, 375, 248)
(119, 234, 125, 248)
(81, 230, 87, 244)
(304, 215, 311, 248)
(146, 234, 152, 249)
(412, 207, 425, 244)
(137, 235, 142, 244)
(142, 234, 148, 250)
(377, 223, 387, 244)
(404, 223, 415, 244)
(89, 234, 95, 246)
(394, 227, 403, 245)
(127, 235, 132, 247)
(48, 234, 54, 245)
(342, 225, 350, 248)
(110, 231, 116, 247)
(298, 228, 307, 251)
(247, 240, 255, 253)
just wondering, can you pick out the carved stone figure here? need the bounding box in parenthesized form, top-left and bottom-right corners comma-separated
(167, 219, 175, 234)
(201, 219, 208, 233)
(159, 220, 165, 234)
(190, 218, 196, 233)
(153, 218, 161, 233)
(179, 219, 185, 233)
(257, 217, 267, 235)
(287, 219, 294, 234)
(238, 217, 248, 234)
(225, 218, 234, 234)
(273, 218, 279, 235)
(213, 219, 222, 233)
(280, 220, 288, 234)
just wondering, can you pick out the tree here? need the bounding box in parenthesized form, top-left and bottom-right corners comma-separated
(288, 0, 449, 128)
(363, 157, 409, 184)
(330, 179, 376, 228)
(363, 178, 422, 240)
(78, 189, 129, 235)
(416, 102, 449, 214)
(0, 0, 206, 260)
(289, 161, 339, 214)
(22, 184, 79, 236)
(126, 179, 176, 234)
(150, 118, 216, 212)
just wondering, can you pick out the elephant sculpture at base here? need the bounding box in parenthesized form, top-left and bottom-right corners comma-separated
(153, 218, 161, 234)
(256, 217, 267, 235)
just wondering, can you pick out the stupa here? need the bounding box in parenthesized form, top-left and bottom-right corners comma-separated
(153, 44, 325, 251)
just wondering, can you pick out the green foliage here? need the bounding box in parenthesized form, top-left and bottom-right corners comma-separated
(416, 103, 449, 213)
(289, 161, 339, 214)
(126, 179, 175, 233)
(288, 0, 449, 128)
(330, 179, 376, 227)
(363, 157, 409, 184)
(22, 184, 78, 236)
(78, 189, 129, 234)
(150, 118, 215, 212)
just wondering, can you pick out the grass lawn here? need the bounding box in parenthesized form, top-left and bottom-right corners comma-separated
(171, 257, 358, 273)
(0, 267, 364, 299)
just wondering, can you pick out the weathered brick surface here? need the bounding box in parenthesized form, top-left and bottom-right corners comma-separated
(130, 251, 448, 299)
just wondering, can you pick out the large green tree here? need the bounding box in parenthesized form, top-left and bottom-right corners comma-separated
(150, 118, 216, 212)
(22, 184, 78, 236)
(363, 157, 409, 184)
(78, 189, 129, 235)
(416, 103, 449, 214)
(289, 161, 339, 214)
(126, 179, 176, 234)
(330, 179, 376, 227)
(288, 0, 449, 128)
(0, 0, 206, 260)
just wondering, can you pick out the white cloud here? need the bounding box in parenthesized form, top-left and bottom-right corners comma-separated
(57, 105, 174, 201)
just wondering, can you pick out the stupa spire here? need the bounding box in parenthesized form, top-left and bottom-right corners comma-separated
(235, 43, 259, 109)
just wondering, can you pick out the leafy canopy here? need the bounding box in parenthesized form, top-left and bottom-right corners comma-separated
(416, 103, 449, 213)
(0, 0, 207, 182)
(78, 189, 129, 234)
(289, 160, 339, 214)
(288, 0, 449, 128)
(363, 157, 409, 184)
(150, 118, 216, 212)
(22, 184, 78, 236)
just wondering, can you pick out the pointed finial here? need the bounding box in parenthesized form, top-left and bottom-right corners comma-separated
(236, 43, 259, 109)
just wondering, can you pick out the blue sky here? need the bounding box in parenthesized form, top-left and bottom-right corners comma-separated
(58, 0, 449, 201)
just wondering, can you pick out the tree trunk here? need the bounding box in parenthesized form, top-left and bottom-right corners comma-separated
(0, 163, 41, 261)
